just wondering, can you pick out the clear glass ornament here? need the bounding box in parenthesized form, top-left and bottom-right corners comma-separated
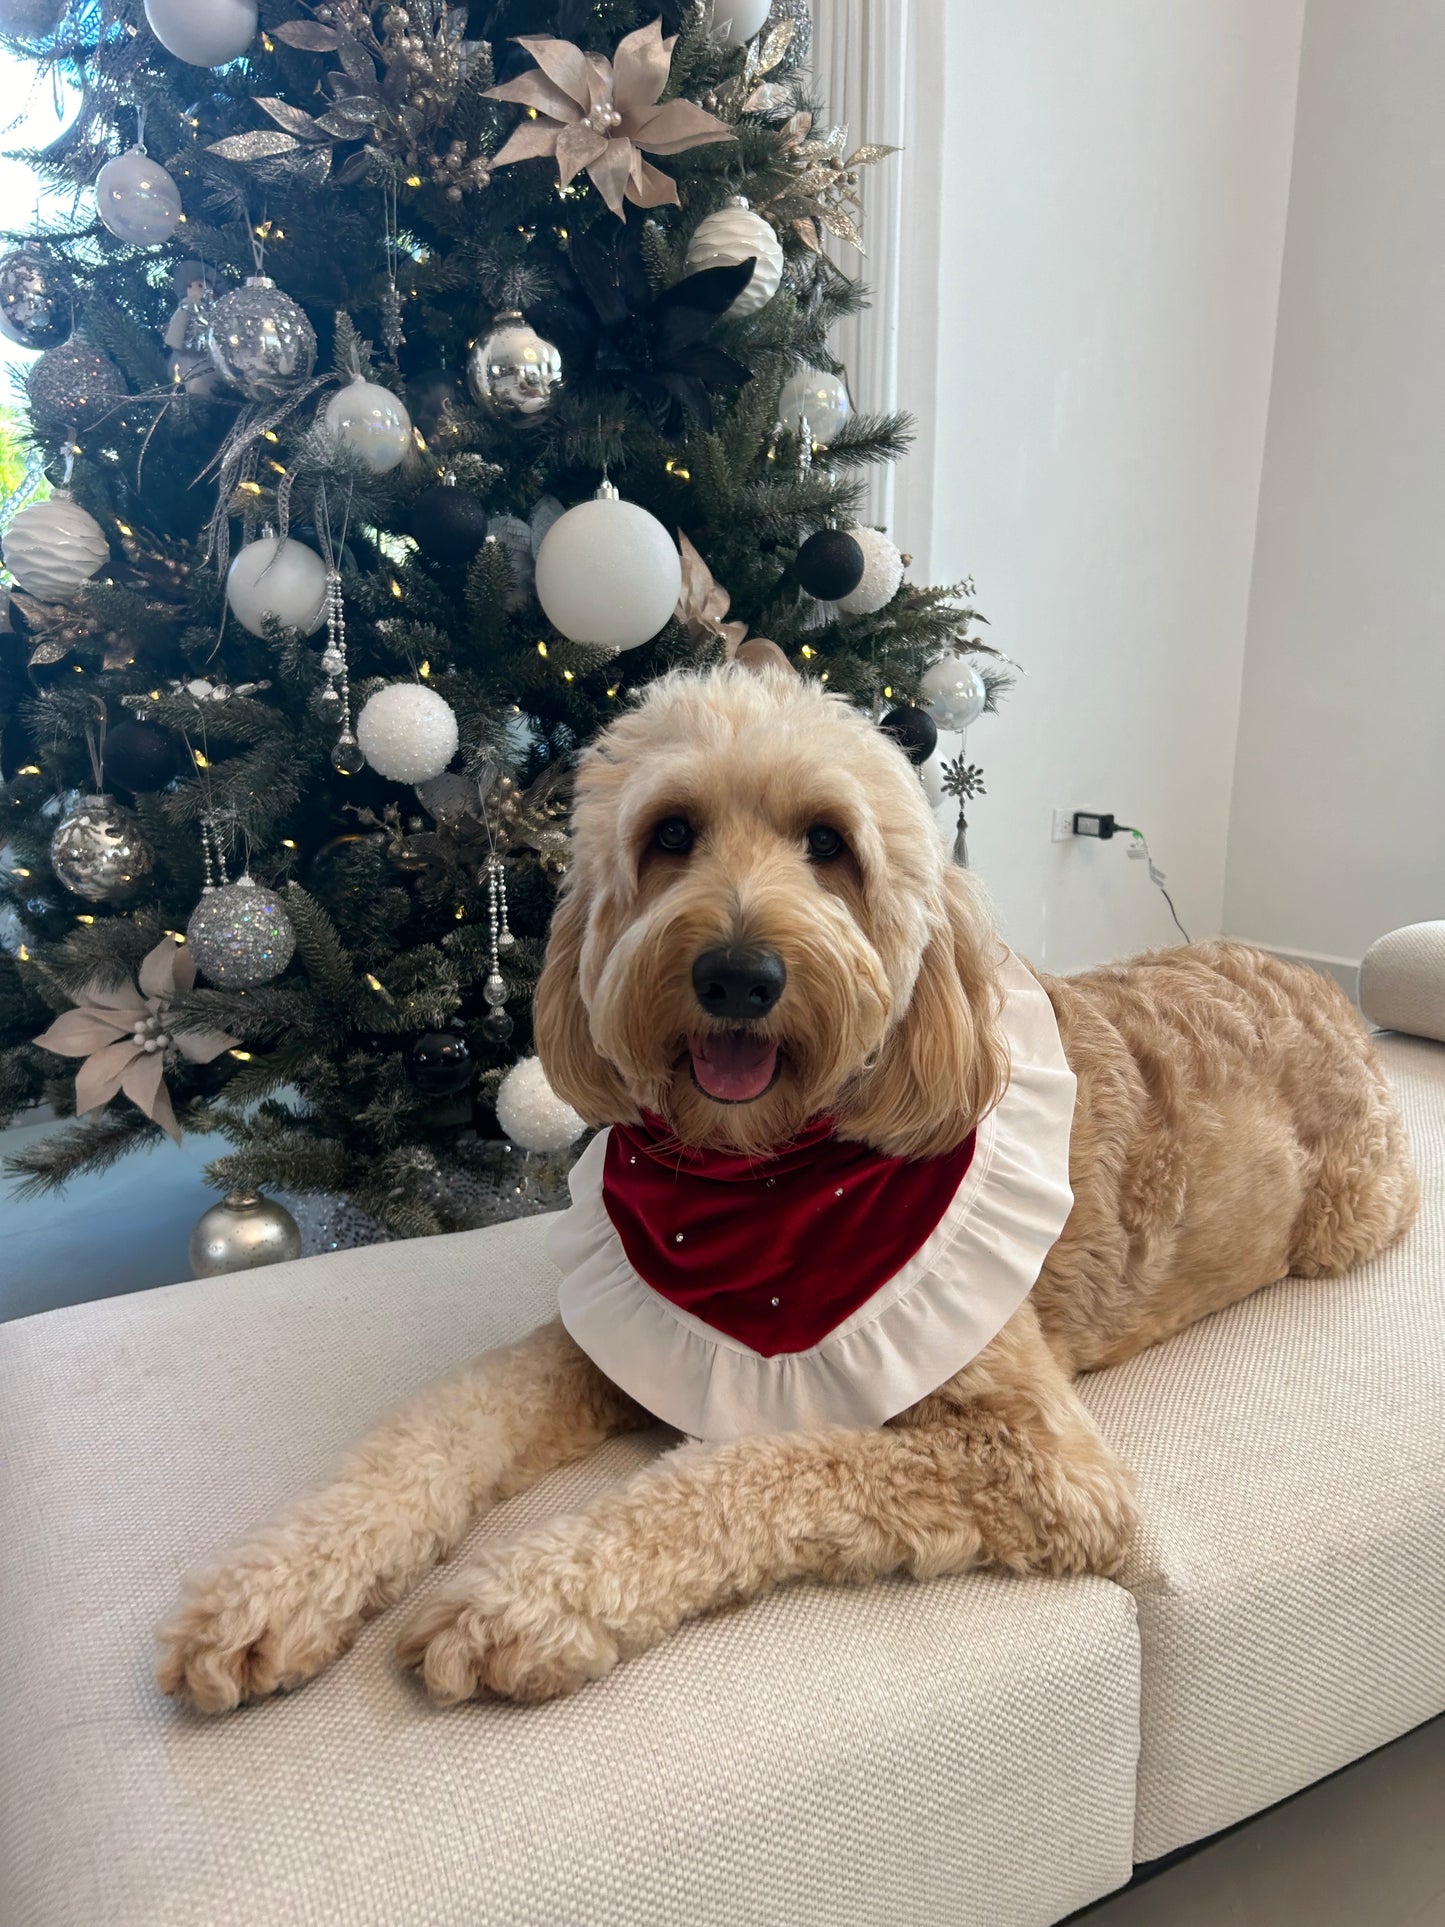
(324, 375, 412, 474)
(50, 794, 153, 902)
(208, 275, 317, 399)
(778, 366, 851, 445)
(483, 972, 506, 1007)
(330, 733, 365, 777)
(921, 658, 987, 732)
(481, 1009, 514, 1043)
(311, 684, 344, 724)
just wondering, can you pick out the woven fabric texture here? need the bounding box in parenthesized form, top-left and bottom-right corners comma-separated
(1079, 1034, 1445, 1860)
(1359, 921, 1445, 1043)
(0, 1218, 1140, 1927)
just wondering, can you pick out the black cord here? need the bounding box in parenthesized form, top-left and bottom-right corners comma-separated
(1113, 826, 1191, 943)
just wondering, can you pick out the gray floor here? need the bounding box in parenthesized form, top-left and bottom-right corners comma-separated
(1, 1110, 216, 1322)
(1075, 1714, 1445, 1925)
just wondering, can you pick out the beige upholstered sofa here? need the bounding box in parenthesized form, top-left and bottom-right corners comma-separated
(2, 1026, 1443, 1927)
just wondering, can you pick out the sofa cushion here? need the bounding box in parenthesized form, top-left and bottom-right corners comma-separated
(0, 1219, 1140, 1927)
(1079, 1033, 1445, 1860)
(1359, 921, 1445, 1042)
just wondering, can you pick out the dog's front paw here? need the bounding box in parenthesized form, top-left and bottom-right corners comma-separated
(156, 1542, 360, 1715)
(396, 1550, 620, 1705)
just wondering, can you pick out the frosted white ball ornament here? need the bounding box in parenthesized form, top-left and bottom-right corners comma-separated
(95, 147, 182, 245)
(225, 534, 328, 638)
(355, 684, 459, 785)
(777, 366, 851, 445)
(836, 526, 904, 615)
(496, 1057, 587, 1154)
(707, 0, 772, 42)
(921, 657, 987, 732)
(685, 199, 784, 318)
(144, 0, 257, 66)
(324, 376, 412, 474)
(3, 492, 109, 600)
(534, 481, 682, 653)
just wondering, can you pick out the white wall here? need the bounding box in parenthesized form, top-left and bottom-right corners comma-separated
(895, 0, 1304, 971)
(1223, 0, 1445, 969)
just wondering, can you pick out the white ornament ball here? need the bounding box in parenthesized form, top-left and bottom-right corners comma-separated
(777, 366, 851, 445)
(708, 0, 772, 42)
(225, 535, 328, 638)
(921, 657, 987, 731)
(144, 0, 257, 66)
(3, 492, 109, 600)
(496, 1056, 586, 1153)
(535, 486, 682, 652)
(919, 751, 946, 808)
(95, 148, 182, 245)
(685, 201, 784, 318)
(355, 683, 459, 785)
(324, 376, 412, 474)
(836, 526, 904, 615)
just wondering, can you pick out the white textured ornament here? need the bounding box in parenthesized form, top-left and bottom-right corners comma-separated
(3, 492, 108, 600)
(225, 535, 328, 638)
(708, 0, 771, 42)
(355, 683, 459, 785)
(95, 148, 182, 245)
(496, 1056, 586, 1153)
(324, 376, 412, 474)
(921, 656, 987, 731)
(778, 366, 850, 444)
(187, 877, 295, 987)
(836, 525, 904, 615)
(144, 0, 257, 66)
(535, 484, 681, 652)
(685, 201, 784, 318)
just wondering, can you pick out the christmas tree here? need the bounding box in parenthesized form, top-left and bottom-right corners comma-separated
(0, 0, 1004, 1248)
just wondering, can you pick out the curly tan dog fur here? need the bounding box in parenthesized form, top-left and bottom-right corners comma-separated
(157, 668, 1418, 1711)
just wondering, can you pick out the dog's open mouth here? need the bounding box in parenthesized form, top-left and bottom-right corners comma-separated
(688, 1030, 781, 1104)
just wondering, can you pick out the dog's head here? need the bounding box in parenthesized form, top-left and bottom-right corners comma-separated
(534, 667, 1008, 1158)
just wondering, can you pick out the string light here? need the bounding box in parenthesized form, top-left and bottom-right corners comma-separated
(76, 914, 95, 925)
(801, 645, 815, 659)
(537, 641, 549, 657)
(17, 944, 29, 961)
(280, 840, 297, 850)
(229, 1049, 253, 1061)
(419, 660, 431, 678)
(365, 973, 383, 991)
(390, 578, 403, 598)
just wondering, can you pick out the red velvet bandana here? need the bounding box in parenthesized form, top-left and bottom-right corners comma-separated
(602, 1114, 978, 1358)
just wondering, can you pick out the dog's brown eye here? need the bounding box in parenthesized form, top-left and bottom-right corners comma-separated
(806, 824, 844, 860)
(654, 816, 694, 855)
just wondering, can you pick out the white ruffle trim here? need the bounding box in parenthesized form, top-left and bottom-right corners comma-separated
(548, 947, 1077, 1441)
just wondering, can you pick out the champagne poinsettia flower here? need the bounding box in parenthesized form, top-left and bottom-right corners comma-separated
(34, 936, 237, 1144)
(484, 19, 735, 219)
(675, 531, 747, 655)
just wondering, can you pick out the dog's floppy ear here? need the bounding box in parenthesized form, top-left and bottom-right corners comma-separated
(842, 865, 1010, 1159)
(533, 881, 637, 1126)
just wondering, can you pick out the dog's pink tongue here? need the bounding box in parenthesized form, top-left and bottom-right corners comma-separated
(690, 1030, 778, 1102)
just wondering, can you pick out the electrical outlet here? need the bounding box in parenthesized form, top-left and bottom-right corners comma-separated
(1051, 808, 1074, 843)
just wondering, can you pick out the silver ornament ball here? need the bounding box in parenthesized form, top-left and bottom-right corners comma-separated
(189, 1189, 301, 1279)
(467, 311, 563, 417)
(25, 337, 125, 432)
(209, 276, 316, 399)
(50, 794, 153, 901)
(187, 877, 296, 987)
(0, 246, 74, 350)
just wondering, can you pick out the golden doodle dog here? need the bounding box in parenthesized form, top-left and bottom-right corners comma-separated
(157, 666, 1418, 1713)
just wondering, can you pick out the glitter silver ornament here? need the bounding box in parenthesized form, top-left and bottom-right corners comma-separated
(25, 337, 125, 432)
(187, 876, 296, 987)
(2, 491, 109, 601)
(0, 245, 74, 350)
(189, 1189, 301, 1279)
(766, 0, 812, 71)
(50, 794, 153, 901)
(466, 311, 563, 417)
(208, 276, 316, 399)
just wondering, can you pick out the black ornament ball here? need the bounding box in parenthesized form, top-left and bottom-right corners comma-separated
(3, 761, 49, 813)
(405, 367, 463, 441)
(409, 484, 490, 566)
(104, 718, 180, 793)
(796, 528, 865, 602)
(880, 704, 938, 768)
(406, 1030, 475, 1096)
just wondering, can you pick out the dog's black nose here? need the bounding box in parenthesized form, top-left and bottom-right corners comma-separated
(691, 946, 787, 1021)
